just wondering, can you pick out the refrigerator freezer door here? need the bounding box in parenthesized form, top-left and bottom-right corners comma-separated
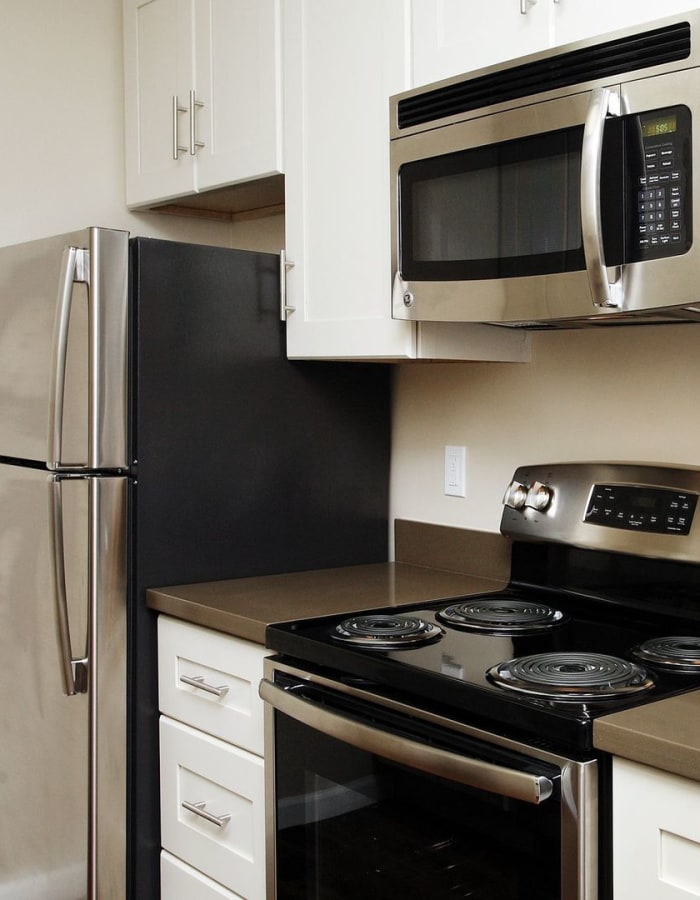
(0, 227, 129, 470)
(0, 465, 127, 899)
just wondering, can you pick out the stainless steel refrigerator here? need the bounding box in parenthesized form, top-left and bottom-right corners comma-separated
(0, 227, 390, 899)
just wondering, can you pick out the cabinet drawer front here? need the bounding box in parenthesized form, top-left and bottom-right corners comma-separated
(613, 757, 700, 898)
(160, 717, 265, 899)
(161, 850, 243, 899)
(158, 616, 270, 755)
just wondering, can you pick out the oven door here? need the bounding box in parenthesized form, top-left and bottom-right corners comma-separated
(391, 70, 697, 326)
(261, 660, 599, 900)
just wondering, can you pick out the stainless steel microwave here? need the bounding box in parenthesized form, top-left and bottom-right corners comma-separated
(390, 13, 700, 328)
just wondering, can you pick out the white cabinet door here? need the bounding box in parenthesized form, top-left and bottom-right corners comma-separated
(194, 0, 282, 192)
(613, 757, 700, 899)
(283, 0, 532, 361)
(410, 0, 551, 88)
(124, 0, 282, 208)
(160, 716, 265, 899)
(552, 0, 700, 46)
(124, 0, 195, 205)
(283, 0, 416, 360)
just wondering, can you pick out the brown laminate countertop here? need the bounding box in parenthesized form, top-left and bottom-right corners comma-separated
(594, 690, 700, 782)
(146, 516, 700, 780)
(146, 561, 508, 645)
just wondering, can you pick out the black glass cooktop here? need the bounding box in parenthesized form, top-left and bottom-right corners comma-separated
(266, 582, 700, 752)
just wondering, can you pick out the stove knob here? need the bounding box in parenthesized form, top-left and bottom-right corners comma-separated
(525, 481, 553, 511)
(503, 480, 528, 509)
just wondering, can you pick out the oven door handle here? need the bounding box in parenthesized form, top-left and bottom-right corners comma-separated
(259, 679, 554, 805)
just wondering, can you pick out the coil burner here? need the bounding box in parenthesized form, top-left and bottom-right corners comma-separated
(436, 596, 565, 634)
(331, 614, 443, 649)
(487, 651, 655, 700)
(631, 636, 700, 673)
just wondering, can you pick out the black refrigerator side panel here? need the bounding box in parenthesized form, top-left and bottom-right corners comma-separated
(127, 238, 390, 897)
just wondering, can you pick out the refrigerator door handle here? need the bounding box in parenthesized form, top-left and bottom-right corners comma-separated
(48, 245, 90, 470)
(48, 228, 130, 471)
(48, 474, 88, 695)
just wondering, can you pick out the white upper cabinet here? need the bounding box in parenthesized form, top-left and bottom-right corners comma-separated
(410, 0, 550, 88)
(552, 0, 700, 46)
(410, 0, 700, 89)
(123, 0, 282, 209)
(282, 0, 531, 362)
(283, 0, 415, 360)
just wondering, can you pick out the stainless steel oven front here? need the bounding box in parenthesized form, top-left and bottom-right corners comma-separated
(261, 658, 600, 900)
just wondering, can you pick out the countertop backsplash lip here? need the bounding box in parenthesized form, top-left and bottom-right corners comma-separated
(394, 518, 511, 579)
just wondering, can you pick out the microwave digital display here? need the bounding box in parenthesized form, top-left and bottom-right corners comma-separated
(641, 114, 678, 137)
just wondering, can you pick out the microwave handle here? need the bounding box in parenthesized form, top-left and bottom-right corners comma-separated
(581, 87, 621, 310)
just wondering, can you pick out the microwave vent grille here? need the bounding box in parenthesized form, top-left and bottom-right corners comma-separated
(397, 22, 691, 130)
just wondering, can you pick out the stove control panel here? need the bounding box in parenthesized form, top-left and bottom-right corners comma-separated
(501, 463, 700, 563)
(584, 484, 698, 535)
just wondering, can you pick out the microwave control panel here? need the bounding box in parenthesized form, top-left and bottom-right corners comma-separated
(632, 105, 692, 261)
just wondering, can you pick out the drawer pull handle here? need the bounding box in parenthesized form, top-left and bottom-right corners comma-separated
(179, 674, 230, 697)
(181, 800, 231, 828)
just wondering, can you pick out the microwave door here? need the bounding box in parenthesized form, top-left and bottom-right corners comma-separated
(0, 227, 129, 470)
(391, 88, 626, 325)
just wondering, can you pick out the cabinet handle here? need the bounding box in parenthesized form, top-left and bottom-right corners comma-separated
(520, 0, 537, 12)
(189, 89, 205, 155)
(181, 800, 231, 828)
(280, 250, 296, 321)
(172, 96, 188, 160)
(179, 674, 230, 697)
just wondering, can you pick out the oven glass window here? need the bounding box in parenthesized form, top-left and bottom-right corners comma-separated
(274, 711, 561, 899)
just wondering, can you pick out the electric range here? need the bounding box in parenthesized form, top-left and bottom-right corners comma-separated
(267, 462, 700, 753)
(262, 463, 700, 899)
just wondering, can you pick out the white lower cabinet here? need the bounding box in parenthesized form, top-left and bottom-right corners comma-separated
(613, 757, 700, 898)
(158, 616, 270, 900)
(161, 850, 243, 899)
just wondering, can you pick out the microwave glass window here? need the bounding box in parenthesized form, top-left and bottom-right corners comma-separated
(399, 127, 589, 281)
(411, 150, 581, 261)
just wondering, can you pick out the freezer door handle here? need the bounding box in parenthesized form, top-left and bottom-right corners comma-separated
(48, 245, 89, 470)
(48, 228, 130, 471)
(48, 475, 88, 695)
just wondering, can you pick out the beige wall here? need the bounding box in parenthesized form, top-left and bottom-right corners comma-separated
(390, 324, 700, 535)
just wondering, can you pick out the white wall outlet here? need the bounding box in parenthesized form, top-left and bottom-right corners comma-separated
(444, 445, 466, 497)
